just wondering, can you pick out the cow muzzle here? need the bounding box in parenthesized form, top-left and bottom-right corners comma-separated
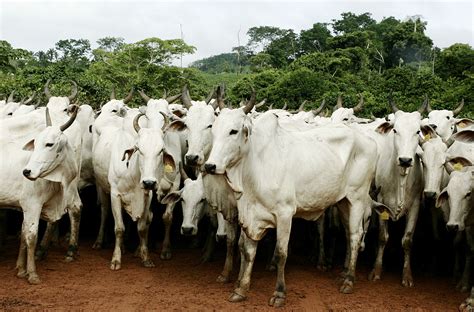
(424, 191, 437, 200)
(181, 226, 196, 236)
(204, 163, 216, 174)
(398, 157, 413, 168)
(446, 223, 460, 232)
(185, 154, 200, 166)
(22, 168, 37, 181)
(142, 180, 157, 190)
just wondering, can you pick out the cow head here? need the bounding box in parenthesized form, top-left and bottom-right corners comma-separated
(22, 106, 78, 182)
(418, 133, 448, 199)
(161, 173, 206, 236)
(437, 166, 474, 231)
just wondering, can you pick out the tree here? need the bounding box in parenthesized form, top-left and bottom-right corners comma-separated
(299, 23, 332, 54)
(332, 12, 376, 35)
(435, 43, 474, 79)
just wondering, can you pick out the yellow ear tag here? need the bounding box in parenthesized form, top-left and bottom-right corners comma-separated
(164, 164, 174, 173)
(458, 122, 466, 128)
(453, 163, 464, 171)
(424, 133, 431, 141)
(380, 210, 390, 221)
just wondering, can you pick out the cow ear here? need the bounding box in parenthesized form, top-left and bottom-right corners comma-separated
(456, 118, 474, 130)
(375, 122, 393, 134)
(372, 200, 395, 220)
(445, 157, 473, 174)
(122, 147, 137, 162)
(161, 191, 182, 204)
(163, 151, 176, 174)
(420, 124, 437, 143)
(436, 188, 449, 208)
(452, 130, 474, 144)
(23, 139, 35, 151)
(166, 120, 187, 132)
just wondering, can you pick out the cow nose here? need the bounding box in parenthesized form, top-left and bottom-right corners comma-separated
(216, 234, 227, 242)
(429, 124, 437, 130)
(398, 157, 413, 167)
(185, 154, 199, 166)
(181, 227, 193, 236)
(424, 191, 436, 199)
(23, 169, 31, 177)
(204, 163, 216, 174)
(446, 224, 459, 232)
(142, 180, 156, 190)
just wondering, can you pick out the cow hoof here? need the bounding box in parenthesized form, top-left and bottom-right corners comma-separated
(317, 264, 328, 272)
(268, 296, 286, 308)
(35, 249, 47, 261)
(92, 241, 102, 250)
(200, 254, 212, 264)
(28, 274, 41, 285)
(110, 261, 121, 271)
(142, 259, 155, 268)
(460, 299, 474, 312)
(17, 270, 27, 279)
(266, 264, 277, 272)
(402, 277, 414, 287)
(64, 255, 75, 263)
(228, 292, 246, 303)
(160, 250, 172, 260)
(216, 274, 229, 283)
(368, 270, 381, 281)
(339, 280, 354, 294)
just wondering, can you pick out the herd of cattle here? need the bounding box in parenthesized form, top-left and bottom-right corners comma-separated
(0, 80, 473, 309)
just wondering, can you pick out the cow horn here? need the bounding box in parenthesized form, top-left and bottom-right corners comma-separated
(45, 107, 52, 126)
(162, 89, 168, 99)
(133, 112, 145, 133)
(205, 87, 216, 104)
(242, 88, 256, 114)
(335, 95, 343, 109)
(123, 88, 134, 104)
(181, 85, 193, 109)
(389, 94, 399, 113)
(7, 91, 15, 103)
(34, 98, 41, 108)
(166, 93, 181, 104)
(44, 79, 53, 99)
(268, 103, 273, 110)
(453, 99, 464, 116)
(281, 102, 287, 110)
(312, 99, 326, 115)
(353, 94, 364, 113)
(214, 85, 225, 110)
(298, 100, 307, 112)
(160, 111, 169, 130)
(68, 81, 78, 101)
(418, 95, 428, 114)
(139, 90, 151, 103)
(255, 99, 266, 109)
(110, 87, 116, 100)
(23, 92, 36, 105)
(426, 98, 433, 113)
(60, 104, 78, 131)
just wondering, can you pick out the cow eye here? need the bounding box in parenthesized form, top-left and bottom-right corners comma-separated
(343, 118, 349, 121)
(45, 143, 54, 147)
(112, 109, 117, 113)
(446, 116, 450, 120)
(467, 192, 472, 198)
(229, 129, 238, 135)
(416, 130, 421, 134)
(63, 108, 67, 112)
(393, 129, 397, 134)
(207, 124, 212, 129)
(7, 112, 12, 116)
(199, 198, 206, 203)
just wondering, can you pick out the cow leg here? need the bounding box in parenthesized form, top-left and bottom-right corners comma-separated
(458, 226, 473, 292)
(401, 201, 420, 287)
(0, 210, 7, 252)
(314, 214, 327, 271)
(16, 232, 27, 279)
(340, 200, 365, 294)
(369, 217, 389, 281)
(93, 187, 109, 249)
(217, 221, 237, 283)
(460, 287, 474, 311)
(110, 194, 124, 270)
(22, 206, 42, 284)
(201, 212, 217, 263)
(36, 222, 57, 261)
(454, 231, 465, 283)
(160, 203, 174, 260)
(337, 204, 351, 277)
(65, 199, 82, 262)
(137, 208, 154, 268)
(229, 230, 258, 303)
(326, 207, 340, 270)
(269, 216, 292, 308)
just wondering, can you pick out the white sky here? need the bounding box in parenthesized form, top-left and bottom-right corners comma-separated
(1, 0, 473, 66)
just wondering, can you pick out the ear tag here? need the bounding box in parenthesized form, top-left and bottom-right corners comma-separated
(424, 133, 431, 141)
(164, 164, 174, 173)
(380, 210, 390, 221)
(453, 163, 463, 171)
(458, 122, 466, 128)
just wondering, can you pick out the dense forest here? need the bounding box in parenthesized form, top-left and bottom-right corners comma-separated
(1, 12, 473, 117)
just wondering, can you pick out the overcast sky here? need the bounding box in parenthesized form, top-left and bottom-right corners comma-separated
(1, 0, 472, 66)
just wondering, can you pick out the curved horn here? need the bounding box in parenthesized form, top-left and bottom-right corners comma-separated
(312, 99, 326, 115)
(60, 105, 78, 131)
(214, 85, 225, 110)
(335, 95, 343, 109)
(68, 81, 78, 101)
(242, 88, 256, 114)
(255, 99, 266, 109)
(45, 107, 52, 126)
(159, 111, 170, 130)
(268, 103, 273, 110)
(34, 98, 41, 108)
(452, 98, 464, 116)
(23, 92, 36, 105)
(166, 93, 181, 104)
(181, 85, 193, 109)
(110, 86, 116, 100)
(426, 98, 433, 113)
(352, 94, 364, 113)
(418, 95, 428, 114)
(44, 79, 52, 99)
(7, 91, 15, 103)
(123, 88, 134, 104)
(298, 100, 307, 112)
(281, 102, 287, 110)
(389, 94, 399, 113)
(162, 89, 168, 99)
(133, 112, 145, 133)
(205, 87, 216, 104)
(139, 90, 151, 103)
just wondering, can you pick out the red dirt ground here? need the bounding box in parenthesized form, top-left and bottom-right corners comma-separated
(0, 239, 466, 311)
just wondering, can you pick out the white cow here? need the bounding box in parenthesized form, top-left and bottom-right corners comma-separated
(204, 102, 383, 307)
(426, 99, 464, 141)
(0, 107, 79, 284)
(0, 93, 36, 119)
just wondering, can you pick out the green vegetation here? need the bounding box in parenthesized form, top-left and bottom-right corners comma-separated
(0, 12, 472, 117)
